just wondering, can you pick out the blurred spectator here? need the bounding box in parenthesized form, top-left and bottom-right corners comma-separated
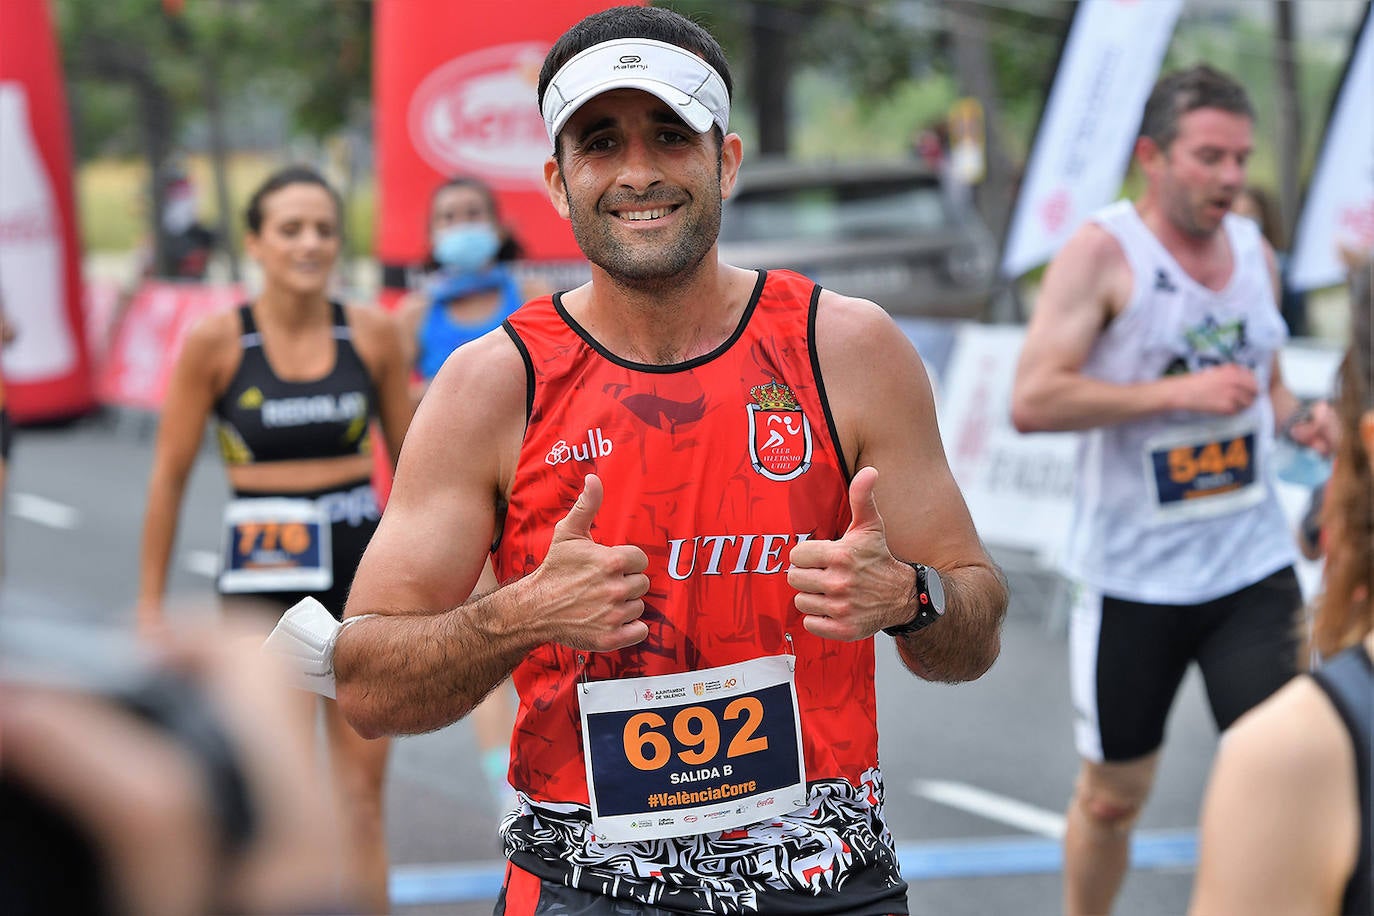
(137, 165, 413, 913)
(911, 118, 972, 217)
(1012, 66, 1332, 916)
(0, 614, 357, 915)
(108, 164, 220, 348)
(911, 120, 948, 172)
(154, 169, 218, 282)
(1190, 258, 1374, 916)
(125, 162, 218, 285)
(399, 175, 547, 401)
(1231, 184, 1307, 336)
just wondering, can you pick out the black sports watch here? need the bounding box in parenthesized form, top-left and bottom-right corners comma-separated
(883, 563, 946, 637)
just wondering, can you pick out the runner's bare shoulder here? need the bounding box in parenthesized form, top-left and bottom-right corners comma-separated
(1041, 221, 1131, 320)
(177, 306, 244, 389)
(424, 325, 527, 422)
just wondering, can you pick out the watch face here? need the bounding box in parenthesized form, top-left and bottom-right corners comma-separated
(925, 566, 946, 615)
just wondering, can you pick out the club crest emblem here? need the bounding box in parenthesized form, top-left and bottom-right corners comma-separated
(747, 380, 813, 481)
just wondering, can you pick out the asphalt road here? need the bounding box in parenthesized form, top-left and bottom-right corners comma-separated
(2, 413, 1223, 915)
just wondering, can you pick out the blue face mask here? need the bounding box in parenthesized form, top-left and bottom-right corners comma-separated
(433, 224, 501, 273)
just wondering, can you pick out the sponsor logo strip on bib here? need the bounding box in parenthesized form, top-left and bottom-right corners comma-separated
(579, 654, 807, 843)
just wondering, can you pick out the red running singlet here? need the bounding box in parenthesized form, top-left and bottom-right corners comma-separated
(494, 270, 907, 915)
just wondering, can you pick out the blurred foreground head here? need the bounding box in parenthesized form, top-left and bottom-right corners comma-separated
(0, 610, 355, 916)
(1315, 263, 1374, 656)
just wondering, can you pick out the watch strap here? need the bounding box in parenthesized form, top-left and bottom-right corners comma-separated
(883, 563, 943, 637)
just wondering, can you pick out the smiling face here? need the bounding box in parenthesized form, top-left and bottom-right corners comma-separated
(244, 183, 340, 297)
(1139, 107, 1253, 239)
(544, 89, 741, 290)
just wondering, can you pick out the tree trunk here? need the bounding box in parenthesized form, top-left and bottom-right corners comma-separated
(747, 2, 792, 156)
(200, 48, 240, 281)
(1273, 1, 1302, 247)
(943, 0, 1015, 241)
(73, 37, 177, 278)
(943, 0, 1022, 320)
(136, 81, 176, 278)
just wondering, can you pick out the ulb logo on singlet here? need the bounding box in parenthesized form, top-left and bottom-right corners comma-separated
(546, 427, 614, 466)
(747, 380, 812, 481)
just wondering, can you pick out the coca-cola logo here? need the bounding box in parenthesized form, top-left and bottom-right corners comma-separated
(0, 211, 54, 243)
(408, 42, 550, 190)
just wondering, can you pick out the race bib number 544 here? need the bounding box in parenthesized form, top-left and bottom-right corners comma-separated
(1143, 418, 1264, 522)
(579, 655, 807, 843)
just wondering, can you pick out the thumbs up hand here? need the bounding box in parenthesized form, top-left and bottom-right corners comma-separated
(533, 474, 651, 652)
(787, 467, 917, 641)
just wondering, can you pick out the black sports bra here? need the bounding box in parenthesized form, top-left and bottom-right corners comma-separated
(1312, 645, 1373, 916)
(213, 302, 377, 465)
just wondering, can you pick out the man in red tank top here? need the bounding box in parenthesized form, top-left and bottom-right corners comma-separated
(334, 7, 1008, 914)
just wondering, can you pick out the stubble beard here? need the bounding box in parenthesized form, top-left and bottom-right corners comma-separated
(1160, 166, 1225, 240)
(564, 174, 723, 294)
(1162, 185, 1220, 240)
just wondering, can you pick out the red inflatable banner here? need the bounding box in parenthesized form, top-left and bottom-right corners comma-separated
(373, 0, 638, 289)
(0, 0, 94, 422)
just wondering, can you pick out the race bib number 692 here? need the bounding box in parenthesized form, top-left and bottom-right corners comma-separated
(579, 655, 807, 843)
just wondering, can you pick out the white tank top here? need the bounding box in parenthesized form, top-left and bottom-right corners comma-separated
(1060, 201, 1296, 604)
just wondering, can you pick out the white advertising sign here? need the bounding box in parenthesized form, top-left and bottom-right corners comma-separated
(1000, 0, 1184, 279)
(1288, 10, 1374, 292)
(936, 324, 1078, 563)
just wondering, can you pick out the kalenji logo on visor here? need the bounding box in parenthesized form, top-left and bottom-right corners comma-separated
(613, 54, 648, 72)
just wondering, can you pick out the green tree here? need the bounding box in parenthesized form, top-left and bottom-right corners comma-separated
(663, 0, 1067, 239)
(56, 0, 373, 267)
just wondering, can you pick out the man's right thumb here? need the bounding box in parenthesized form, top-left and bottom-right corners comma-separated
(554, 473, 603, 541)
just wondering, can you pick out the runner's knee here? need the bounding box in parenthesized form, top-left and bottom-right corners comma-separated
(1074, 785, 1144, 829)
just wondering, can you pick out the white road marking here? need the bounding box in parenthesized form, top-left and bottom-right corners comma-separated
(184, 550, 219, 578)
(912, 779, 1067, 839)
(10, 492, 81, 530)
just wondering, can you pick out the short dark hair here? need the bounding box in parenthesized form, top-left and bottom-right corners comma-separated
(1139, 65, 1254, 151)
(537, 5, 732, 153)
(431, 175, 498, 221)
(244, 165, 341, 235)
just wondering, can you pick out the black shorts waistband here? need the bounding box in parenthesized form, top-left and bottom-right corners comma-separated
(231, 475, 374, 502)
(230, 477, 379, 528)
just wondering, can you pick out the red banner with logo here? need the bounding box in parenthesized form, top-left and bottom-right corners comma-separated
(0, 0, 94, 422)
(97, 282, 244, 412)
(373, 0, 637, 288)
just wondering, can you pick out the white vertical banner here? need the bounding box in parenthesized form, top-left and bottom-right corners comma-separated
(1288, 6, 1373, 292)
(936, 324, 1078, 563)
(1000, 0, 1183, 279)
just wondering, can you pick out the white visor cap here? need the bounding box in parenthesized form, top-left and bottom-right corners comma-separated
(542, 38, 730, 147)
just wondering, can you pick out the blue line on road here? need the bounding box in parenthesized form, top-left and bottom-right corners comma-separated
(389, 829, 1197, 907)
